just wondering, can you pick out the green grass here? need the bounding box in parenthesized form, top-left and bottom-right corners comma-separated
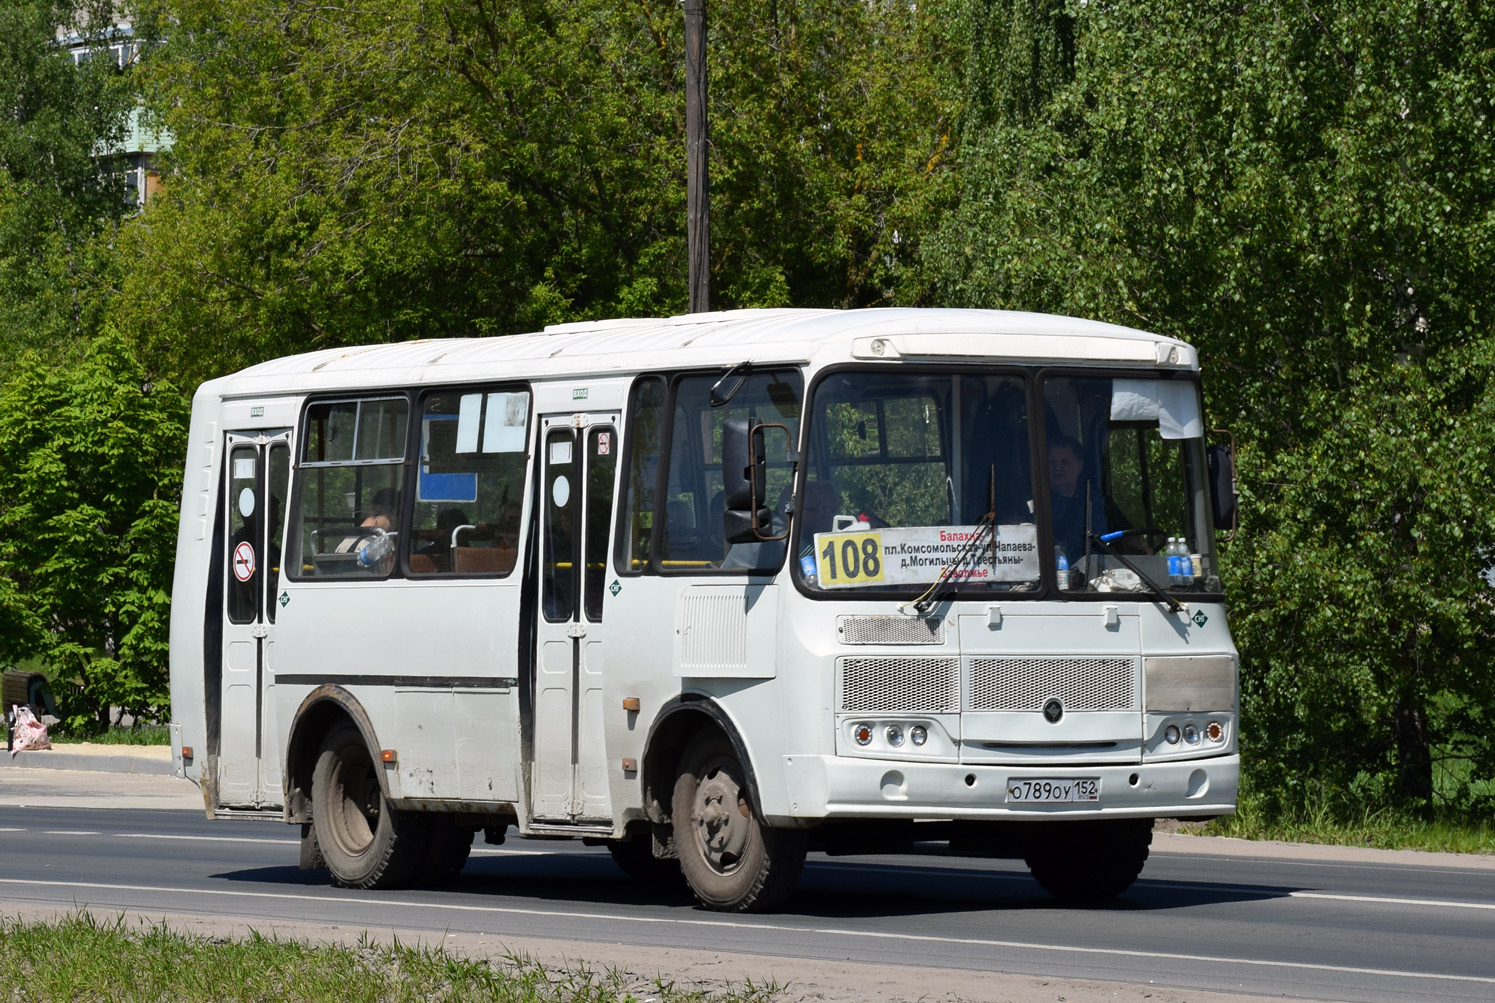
(1190, 780, 1495, 854)
(50, 724, 171, 746)
(0, 913, 784, 1003)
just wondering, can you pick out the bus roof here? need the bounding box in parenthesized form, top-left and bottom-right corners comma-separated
(200, 308, 1198, 399)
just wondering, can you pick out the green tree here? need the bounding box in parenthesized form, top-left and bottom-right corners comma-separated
(114, 0, 962, 386)
(0, 336, 189, 733)
(929, 0, 1495, 811)
(0, 0, 137, 370)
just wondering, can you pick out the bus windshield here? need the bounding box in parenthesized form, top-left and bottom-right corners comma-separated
(796, 369, 1220, 597)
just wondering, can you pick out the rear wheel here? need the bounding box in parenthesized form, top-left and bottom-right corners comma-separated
(671, 733, 804, 912)
(1024, 818, 1152, 901)
(312, 722, 428, 889)
(419, 818, 474, 885)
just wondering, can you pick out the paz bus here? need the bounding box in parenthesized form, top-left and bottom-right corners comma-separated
(168, 308, 1239, 911)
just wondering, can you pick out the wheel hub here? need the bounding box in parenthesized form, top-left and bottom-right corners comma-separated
(693, 768, 750, 872)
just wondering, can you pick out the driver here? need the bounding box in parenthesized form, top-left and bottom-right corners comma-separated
(1048, 437, 1090, 565)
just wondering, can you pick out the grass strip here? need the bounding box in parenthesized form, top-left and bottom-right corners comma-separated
(0, 913, 784, 1003)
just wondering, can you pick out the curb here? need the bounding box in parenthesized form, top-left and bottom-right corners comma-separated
(2, 749, 176, 776)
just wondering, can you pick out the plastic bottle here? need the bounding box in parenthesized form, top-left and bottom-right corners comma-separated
(1179, 538, 1195, 586)
(1166, 537, 1181, 586)
(1055, 546, 1069, 581)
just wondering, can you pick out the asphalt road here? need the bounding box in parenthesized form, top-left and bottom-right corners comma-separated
(2, 780, 1494, 1003)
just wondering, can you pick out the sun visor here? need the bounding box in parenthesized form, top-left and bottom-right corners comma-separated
(1111, 379, 1202, 439)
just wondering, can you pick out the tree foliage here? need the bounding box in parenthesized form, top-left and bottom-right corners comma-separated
(0, 336, 189, 732)
(115, 0, 962, 385)
(930, 0, 1495, 812)
(0, 0, 136, 370)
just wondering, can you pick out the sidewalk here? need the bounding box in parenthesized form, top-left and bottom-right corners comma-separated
(2, 741, 176, 776)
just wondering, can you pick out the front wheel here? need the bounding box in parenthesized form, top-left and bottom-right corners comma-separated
(671, 733, 805, 912)
(312, 722, 428, 889)
(1023, 818, 1152, 901)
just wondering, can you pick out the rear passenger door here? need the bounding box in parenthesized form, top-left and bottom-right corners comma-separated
(532, 412, 619, 822)
(219, 429, 291, 809)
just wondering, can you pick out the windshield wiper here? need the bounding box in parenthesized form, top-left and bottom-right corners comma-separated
(908, 513, 993, 615)
(907, 466, 996, 616)
(1088, 531, 1184, 615)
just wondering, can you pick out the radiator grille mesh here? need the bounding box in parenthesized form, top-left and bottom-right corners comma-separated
(840, 657, 959, 713)
(969, 656, 1136, 711)
(837, 616, 944, 645)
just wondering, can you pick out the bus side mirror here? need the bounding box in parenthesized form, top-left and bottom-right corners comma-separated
(722, 418, 785, 544)
(1207, 436, 1237, 538)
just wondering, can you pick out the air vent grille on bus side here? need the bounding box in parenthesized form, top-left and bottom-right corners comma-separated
(968, 657, 1137, 712)
(836, 615, 945, 645)
(839, 657, 959, 713)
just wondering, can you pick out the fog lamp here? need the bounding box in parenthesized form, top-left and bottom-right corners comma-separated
(1164, 725, 1181, 745)
(886, 725, 904, 747)
(1183, 724, 1201, 745)
(910, 726, 928, 747)
(853, 724, 873, 746)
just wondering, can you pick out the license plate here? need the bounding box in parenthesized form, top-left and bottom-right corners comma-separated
(1005, 777, 1101, 803)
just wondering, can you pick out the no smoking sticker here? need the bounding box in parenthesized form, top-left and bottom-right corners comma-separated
(232, 541, 256, 582)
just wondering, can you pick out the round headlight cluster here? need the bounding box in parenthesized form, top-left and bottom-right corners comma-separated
(850, 722, 933, 750)
(1163, 720, 1227, 747)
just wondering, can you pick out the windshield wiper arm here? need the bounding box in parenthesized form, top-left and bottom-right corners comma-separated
(909, 514, 993, 615)
(1088, 531, 1184, 614)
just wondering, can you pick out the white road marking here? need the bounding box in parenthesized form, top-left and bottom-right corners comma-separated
(42, 830, 100, 836)
(2, 877, 1492, 986)
(116, 833, 296, 845)
(0, 828, 26, 833)
(1291, 890, 1495, 911)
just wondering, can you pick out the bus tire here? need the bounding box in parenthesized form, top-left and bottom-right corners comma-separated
(419, 818, 474, 885)
(671, 733, 804, 912)
(312, 722, 428, 889)
(1023, 818, 1152, 901)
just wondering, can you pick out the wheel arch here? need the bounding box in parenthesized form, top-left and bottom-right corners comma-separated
(284, 685, 384, 823)
(641, 694, 763, 825)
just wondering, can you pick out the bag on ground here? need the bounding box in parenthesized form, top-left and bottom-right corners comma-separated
(10, 703, 50, 754)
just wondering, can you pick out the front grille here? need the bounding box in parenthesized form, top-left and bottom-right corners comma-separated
(968, 656, 1136, 712)
(840, 656, 959, 713)
(837, 615, 945, 645)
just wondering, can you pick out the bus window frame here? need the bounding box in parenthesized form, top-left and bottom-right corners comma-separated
(792, 361, 1046, 603)
(402, 382, 533, 580)
(286, 391, 416, 583)
(1034, 365, 1222, 603)
(614, 368, 803, 578)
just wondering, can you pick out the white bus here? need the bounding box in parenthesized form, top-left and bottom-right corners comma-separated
(168, 308, 1239, 911)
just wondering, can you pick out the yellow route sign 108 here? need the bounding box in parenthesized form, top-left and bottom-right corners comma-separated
(814, 531, 885, 586)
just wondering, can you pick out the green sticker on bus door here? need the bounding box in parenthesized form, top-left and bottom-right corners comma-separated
(1192, 609, 1208, 628)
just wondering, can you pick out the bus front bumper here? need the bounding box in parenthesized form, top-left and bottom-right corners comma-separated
(776, 753, 1238, 823)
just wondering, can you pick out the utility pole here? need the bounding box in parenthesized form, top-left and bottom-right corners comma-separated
(684, 0, 709, 313)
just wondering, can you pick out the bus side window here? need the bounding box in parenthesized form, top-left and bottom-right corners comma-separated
(617, 376, 666, 575)
(661, 370, 801, 573)
(291, 396, 408, 579)
(409, 388, 530, 577)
